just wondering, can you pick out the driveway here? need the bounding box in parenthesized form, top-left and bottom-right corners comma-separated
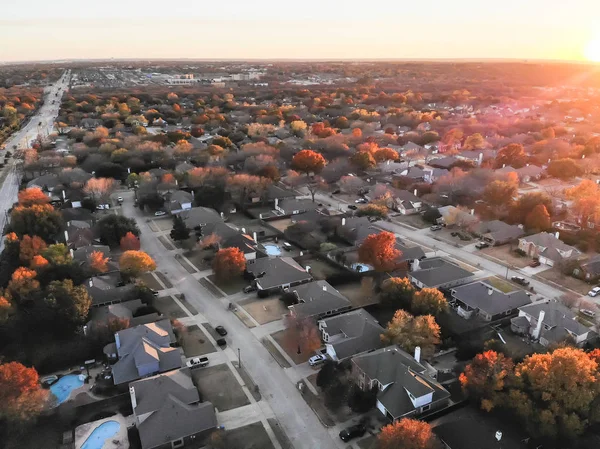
(118, 191, 339, 449)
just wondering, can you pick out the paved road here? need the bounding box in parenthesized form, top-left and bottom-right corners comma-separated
(119, 191, 340, 449)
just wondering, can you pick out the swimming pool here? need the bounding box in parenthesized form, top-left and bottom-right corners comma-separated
(81, 421, 120, 449)
(351, 263, 371, 273)
(263, 244, 282, 256)
(50, 374, 84, 404)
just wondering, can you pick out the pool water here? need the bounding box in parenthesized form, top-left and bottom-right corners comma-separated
(50, 374, 84, 404)
(81, 421, 120, 449)
(351, 263, 371, 273)
(263, 244, 282, 256)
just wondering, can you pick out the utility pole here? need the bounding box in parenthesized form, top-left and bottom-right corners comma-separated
(238, 348, 241, 368)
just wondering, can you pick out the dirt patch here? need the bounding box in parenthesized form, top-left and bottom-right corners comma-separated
(192, 364, 249, 412)
(175, 254, 197, 273)
(157, 235, 175, 250)
(298, 257, 347, 281)
(480, 245, 530, 269)
(337, 281, 379, 308)
(271, 329, 311, 365)
(176, 294, 198, 315)
(139, 272, 163, 290)
(207, 273, 246, 296)
(155, 271, 173, 288)
(536, 269, 591, 295)
(151, 296, 187, 319)
(261, 337, 291, 368)
(239, 297, 286, 325)
(181, 325, 217, 357)
(198, 277, 225, 298)
(153, 218, 173, 231)
(393, 214, 430, 229)
(481, 276, 518, 293)
(219, 422, 275, 449)
(264, 217, 293, 233)
(184, 250, 213, 272)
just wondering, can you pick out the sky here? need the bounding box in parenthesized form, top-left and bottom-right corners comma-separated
(2, 0, 600, 62)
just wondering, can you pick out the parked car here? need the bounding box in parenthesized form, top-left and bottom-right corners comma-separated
(587, 287, 600, 297)
(530, 259, 541, 268)
(355, 198, 368, 204)
(332, 189, 341, 194)
(580, 308, 597, 318)
(308, 354, 327, 366)
(450, 231, 459, 237)
(117, 196, 123, 204)
(430, 225, 443, 231)
(282, 242, 293, 251)
(186, 357, 209, 368)
(243, 285, 257, 293)
(475, 241, 489, 249)
(347, 205, 358, 210)
(511, 276, 530, 286)
(216, 338, 227, 347)
(339, 423, 367, 442)
(215, 325, 227, 336)
(154, 210, 167, 216)
(150, 289, 159, 297)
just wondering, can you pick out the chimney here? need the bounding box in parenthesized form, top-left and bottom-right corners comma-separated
(191, 190, 195, 197)
(478, 152, 483, 166)
(502, 163, 506, 168)
(64, 230, 69, 243)
(526, 163, 529, 167)
(274, 198, 279, 209)
(532, 310, 545, 339)
(487, 288, 493, 296)
(413, 189, 418, 196)
(69, 248, 74, 258)
(62, 190, 66, 200)
(88, 279, 93, 287)
(470, 209, 474, 215)
(414, 346, 421, 363)
(242, 227, 246, 233)
(412, 258, 420, 271)
(341, 217, 346, 226)
(220, 212, 224, 218)
(495, 431, 502, 442)
(305, 265, 311, 273)
(129, 386, 137, 409)
(555, 231, 560, 240)
(253, 232, 257, 242)
(322, 284, 327, 291)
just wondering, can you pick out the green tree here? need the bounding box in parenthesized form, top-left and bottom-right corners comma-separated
(170, 215, 190, 242)
(42, 244, 71, 266)
(350, 151, 376, 170)
(412, 288, 448, 316)
(97, 215, 140, 248)
(9, 204, 64, 242)
(45, 279, 92, 326)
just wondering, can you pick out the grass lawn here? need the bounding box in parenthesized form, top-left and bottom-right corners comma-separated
(151, 296, 187, 319)
(139, 272, 163, 290)
(480, 245, 530, 269)
(536, 269, 592, 295)
(157, 235, 175, 250)
(153, 218, 173, 231)
(192, 364, 249, 412)
(297, 257, 347, 281)
(482, 276, 518, 293)
(184, 250, 213, 272)
(271, 329, 312, 365)
(176, 294, 198, 315)
(221, 422, 275, 449)
(337, 281, 379, 308)
(239, 297, 287, 325)
(181, 325, 216, 357)
(154, 271, 173, 288)
(206, 273, 246, 296)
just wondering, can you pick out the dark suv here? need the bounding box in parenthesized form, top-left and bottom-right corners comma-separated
(339, 423, 366, 442)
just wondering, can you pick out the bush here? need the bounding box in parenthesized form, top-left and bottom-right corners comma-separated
(348, 384, 378, 413)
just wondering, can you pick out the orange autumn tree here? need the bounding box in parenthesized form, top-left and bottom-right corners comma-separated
(291, 149, 327, 176)
(17, 187, 50, 207)
(7, 267, 40, 303)
(378, 418, 438, 449)
(412, 288, 449, 316)
(284, 314, 322, 355)
(120, 232, 141, 251)
(212, 247, 246, 282)
(119, 251, 156, 277)
(0, 295, 12, 322)
(0, 362, 48, 422)
(459, 350, 514, 412)
(358, 231, 401, 272)
(30, 255, 49, 270)
(88, 250, 109, 274)
(19, 235, 47, 263)
(373, 147, 400, 162)
(381, 310, 441, 360)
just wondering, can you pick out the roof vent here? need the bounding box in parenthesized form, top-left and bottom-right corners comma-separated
(322, 284, 327, 291)
(488, 288, 493, 296)
(495, 431, 502, 441)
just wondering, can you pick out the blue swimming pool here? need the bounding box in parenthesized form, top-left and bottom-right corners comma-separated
(81, 421, 120, 449)
(351, 263, 371, 273)
(263, 244, 282, 256)
(50, 374, 84, 404)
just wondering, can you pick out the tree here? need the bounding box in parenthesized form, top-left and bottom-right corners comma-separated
(464, 133, 486, 150)
(30, 255, 48, 270)
(380, 277, 415, 306)
(120, 231, 141, 251)
(227, 174, 271, 205)
(358, 231, 401, 272)
(19, 235, 47, 264)
(381, 310, 441, 359)
(98, 215, 140, 248)
(495, 143, 527, 169)
(547, 158, 583, 180)
(7, 267, 40, 303)
(284, 314, 322, 355)
(525, 204, 551, 233)
(17, 187, 50, 207)
(412, 288, 448, 316)
(373, 147, 400, 162)
(9, 204, 64, 241)
(459, 350, 514, 412)
(356, 204, 388, 219)
(291, 150, 327, 175)
(83, 177, 116, 202)
(170, 215, 190, 242)
(339, 175, 366, 194)
(212, 248, 246, 282)
(0, 362, 48, 422)
(378, 418, 438, 449)
(350, 151, 376, 170)
(511, 192, 553, 224)
(119, 251, 156, 278)
(482, 180, 517, 209)
(88, 251, 109, 274)
(45, 279, 92, 326)
(508, 347, 600, 439)
(42, 244, 71, 266)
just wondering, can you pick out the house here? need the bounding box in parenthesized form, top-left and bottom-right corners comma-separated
(572, 254, 600, 283)
(437, 206, 479, 227)
(450, 281, 532, 321)
(165, 190, 194, 214)
(179, 207, 224, 233)
(107, 320, 181, 385)
(511, 300, 596, 347)
(81, 118, 103, 129)
(275, 198, 318, 216)
(473, 220, 524, 246)
(352, 346, 450, 421)
(364, 185, 423, 215)
(496, 164, 544, 183)
(86, 299, 161, 332)
(287, 280, 352, 320)
(517, 232, 581, 267)
(72, 244, 116, 271)
(400, 142, 425, 155)
(253, 183, 297, 206)
(130, 369, 217, 449)
(85, 274, 135, 307)
(175, 162, 195, 175)
(428, 156, 459, 170)
(246, 256, 312, 293)
(408, 257, 474, 289)
(221, 233, 260, 261)
(27, 173, 61, 192)
(318, 309, 384, 361)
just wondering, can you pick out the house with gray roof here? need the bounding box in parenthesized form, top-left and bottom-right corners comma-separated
(107, 320, 181, 385)
(571, 254, 600, 283)
(179, 206, 224, 233)
(352, 346, 450, 421)
(130, 368, 217, 449)
(85, 274, 135, 307)
(27, 173, 61, 192)
(246, 256, 312, 293)
(165, 190, 193, 214)
(288, 281, 352, 320)
(511, 300, 596, 347)
(518, 232, 581, 267)
(318, 309, 384, 361)
(409, 257, 474, 289)
(451, 281, 531, 322)
(86, 299, 161, 331)
(275, 198, 318, 216)
(473, 220, 524, 246)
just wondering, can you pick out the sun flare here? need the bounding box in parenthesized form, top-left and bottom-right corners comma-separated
(585, 36, 600, 62)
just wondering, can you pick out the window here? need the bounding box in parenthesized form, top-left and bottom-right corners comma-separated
(421, 404, 431, 412)
(172, 439, 184, 449)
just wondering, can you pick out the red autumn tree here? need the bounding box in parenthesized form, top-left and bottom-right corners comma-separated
(378, 418, 438, 449)
(89, 250, 109, 273)
(120, 232, 141, 251)
(350, 150, 376, 170)
(358, 231, 401, 272)
(30, 255, 49, 270)
(212, 247, 246, 282)
(373, 147, 400, 162)
(291, 150, 327, 175)
(0, 362, 48, 422)
(19, 235, 47, 263)
(284, 314, 322, 355)
(7, 267, 40, 303)
(18, 187, 50, 207)
(459, 350, 514, 411)
(525, 204, 551, 232)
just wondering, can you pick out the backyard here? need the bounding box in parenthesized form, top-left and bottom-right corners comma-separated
(239, 297, 287, 325)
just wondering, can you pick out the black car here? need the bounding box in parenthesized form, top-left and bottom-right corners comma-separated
(348, 205, 358, 210)
(339, 423, 366, 442)
(216, 338, 227, 347)
(511, 276, 530, 286)
(215, 325, 228, 336)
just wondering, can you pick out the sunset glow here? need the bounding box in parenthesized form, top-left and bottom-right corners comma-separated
(585, 36, 600, 62)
